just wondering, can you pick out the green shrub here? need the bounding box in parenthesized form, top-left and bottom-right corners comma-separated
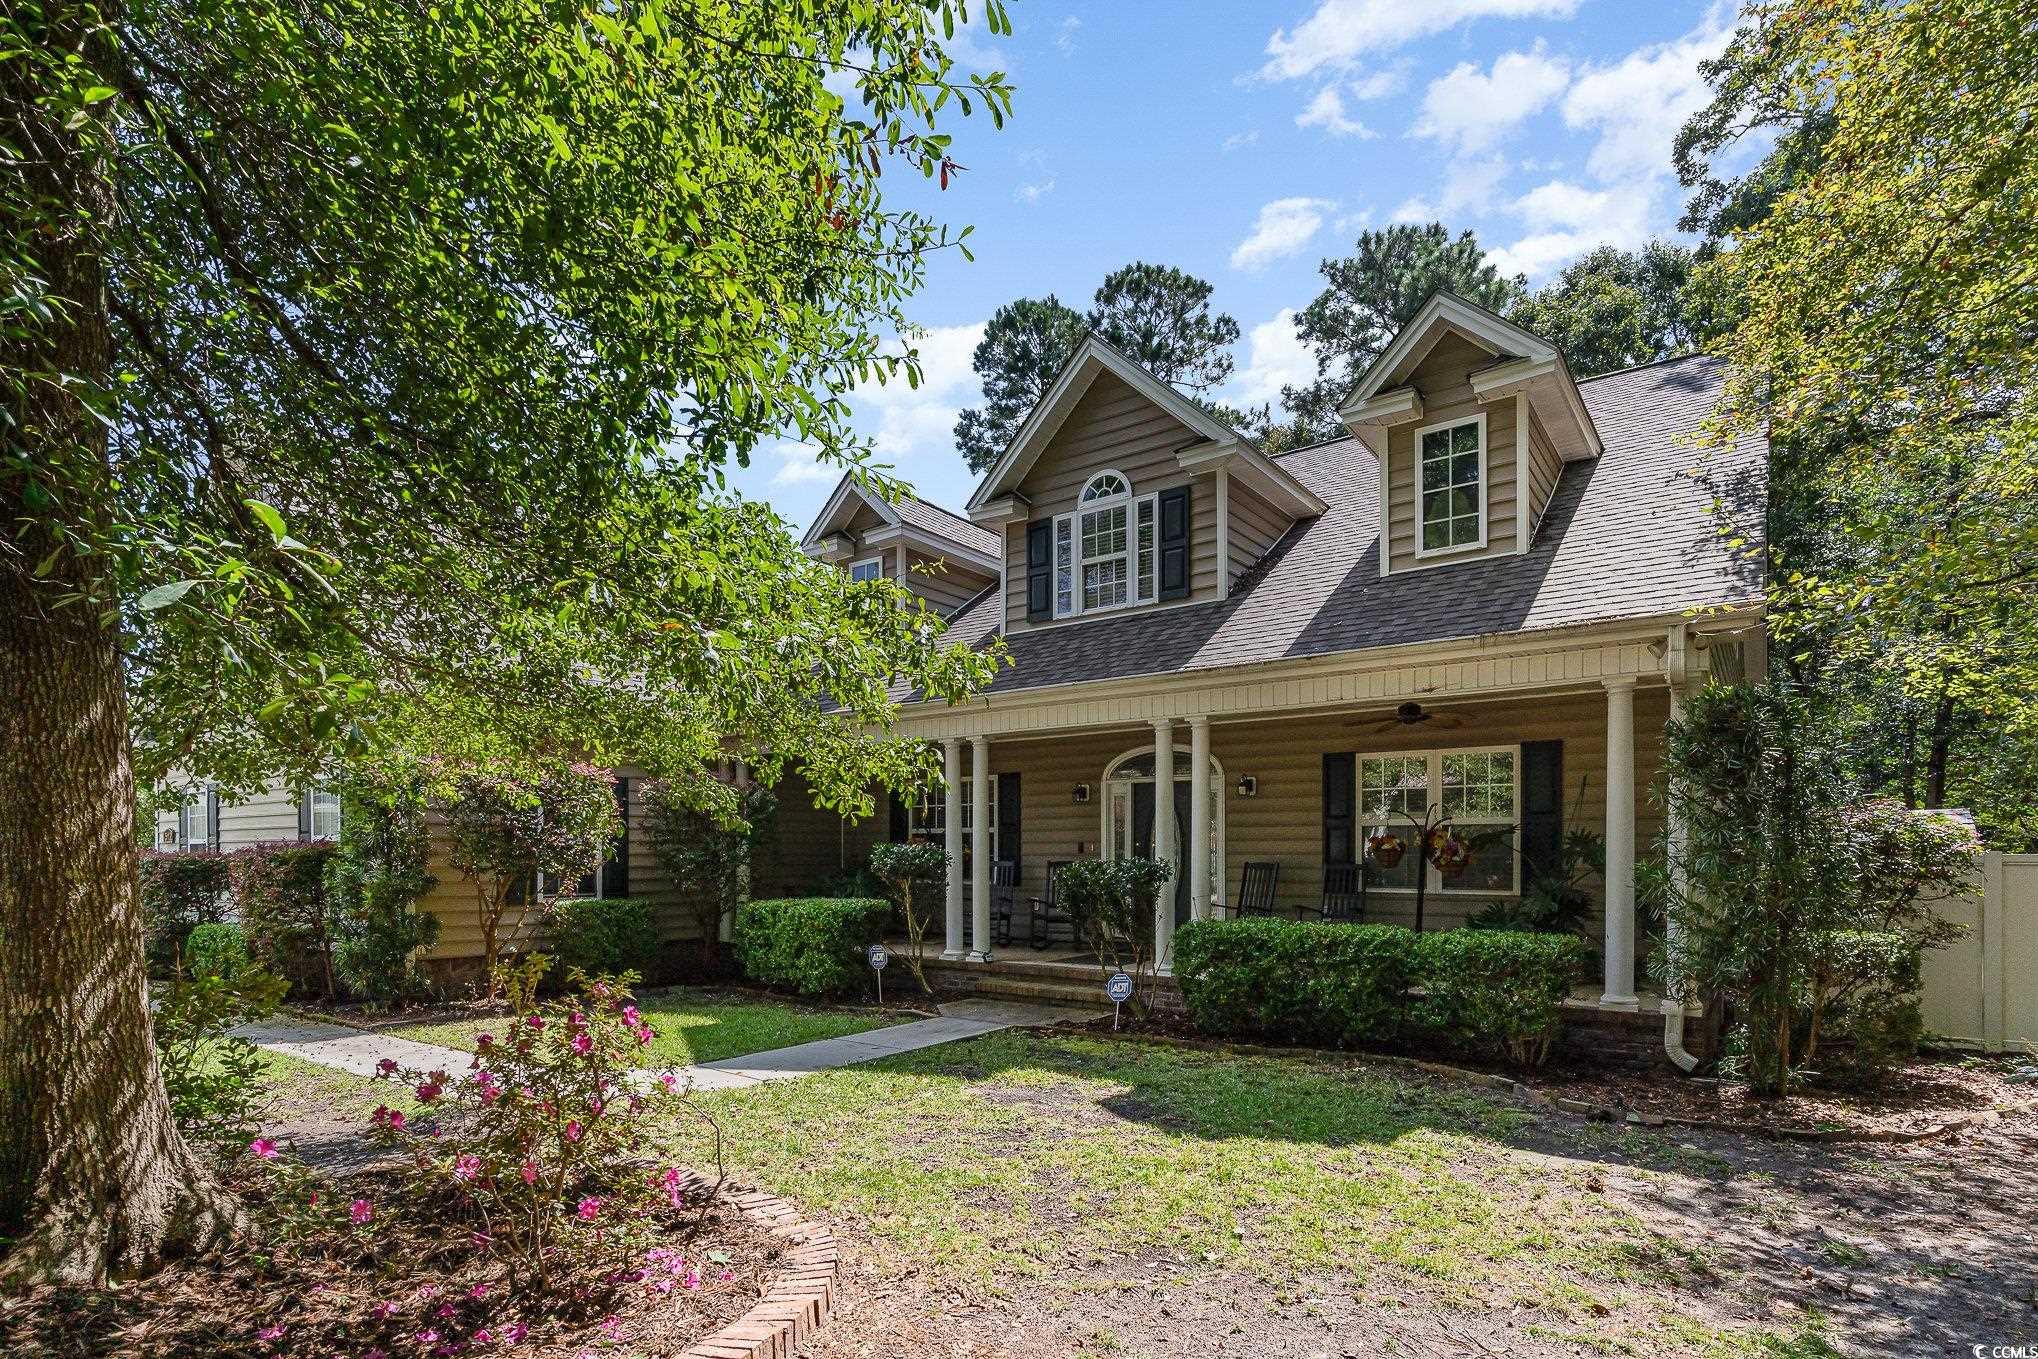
(229, 841, 341, 998)
(1173, 918, 1419, 1047)
(139, 851, 232, 976)
(733, 897, 890, 997)
(185, 922, 250, 980)
(869, 841, 949, 993)
(1414, 930, 1590, 1066)
(329, 775, 441, 1005)
(154, 967, 288, 1156)
(550, 896, 662, 981)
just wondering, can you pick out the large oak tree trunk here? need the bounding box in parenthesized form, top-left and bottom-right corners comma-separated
(0, 2, 238, 1283)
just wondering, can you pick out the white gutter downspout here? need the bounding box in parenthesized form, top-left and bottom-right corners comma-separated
(1662, 623, 1700, 1072)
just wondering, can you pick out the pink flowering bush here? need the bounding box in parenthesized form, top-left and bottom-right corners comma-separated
(370, 968, 721, 1289)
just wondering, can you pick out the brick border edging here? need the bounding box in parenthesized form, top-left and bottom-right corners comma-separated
(680, 1173, 839, 1359)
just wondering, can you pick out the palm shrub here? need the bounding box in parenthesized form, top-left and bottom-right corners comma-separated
(643, 778, 777, 972)
(329, 775, 442, 1005)
(444, 762, 621, 999)
(869, 840, 948, 993)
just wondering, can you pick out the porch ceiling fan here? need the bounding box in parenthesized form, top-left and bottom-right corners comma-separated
(1348, 700, 1467, 734)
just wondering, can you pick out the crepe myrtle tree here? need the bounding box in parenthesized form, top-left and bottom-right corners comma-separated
(0, 0, 1011, 1283)
(444, 761, 622, 999)
(869, 839, 948, 994)
(643, 776, 777, 971)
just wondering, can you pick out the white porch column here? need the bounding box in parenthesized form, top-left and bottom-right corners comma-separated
(942, 738, 965, 961)
(1601, 677, 1639, 1008)
(1188, 716, 1211, 923)
(968, 736, 992, 963)
(1151, 719, 1178, 975)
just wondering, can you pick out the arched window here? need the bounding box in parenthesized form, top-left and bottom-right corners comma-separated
(1055, 471, 1156, 617)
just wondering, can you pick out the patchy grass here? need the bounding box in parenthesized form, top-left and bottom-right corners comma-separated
(384, 985, 902, 1068)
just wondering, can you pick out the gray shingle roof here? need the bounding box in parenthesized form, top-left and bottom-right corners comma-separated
(924, 353, 1764, 699)
(894, 491, 1000, 559)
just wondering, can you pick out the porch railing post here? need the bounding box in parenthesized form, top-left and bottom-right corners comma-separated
(942, 738, 965, 961)
(1188, 716, 1211, 924)
(1601, 677, 1639, 1008)
(968, 735, 992, 963)
(1151, 719, 1177, 975)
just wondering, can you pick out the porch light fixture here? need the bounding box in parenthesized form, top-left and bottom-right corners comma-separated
(1235, 775, 1257, 798)
(1072, 782, 1092, 804)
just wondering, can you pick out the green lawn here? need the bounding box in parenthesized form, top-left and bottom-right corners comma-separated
(383, 985, 902, 1068)
(654, 1031, 1828, 1357)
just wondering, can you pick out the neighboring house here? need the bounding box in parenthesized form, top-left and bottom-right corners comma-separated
(781, 293, 1769, 1018)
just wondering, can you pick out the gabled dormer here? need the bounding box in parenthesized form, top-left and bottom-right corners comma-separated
(966, 336, 1325, 633)
(1339, 294, 1602, 577)
(801, 474, 1000, 615)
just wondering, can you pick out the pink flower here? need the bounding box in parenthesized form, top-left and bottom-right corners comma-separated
(366, 1349, 389, 1359)
(350, 1198, 374, 1224)
(416, 1331, 438, 1346)
(416, 1082, 443, 1104)
(477, 1032, 495, 1051)
(503, 1323, 529, 1343)
(479, 1085, 501, 1106)
(658, 1073, 677, 1091)
(467, 1283, 488, 1300)
(598, 1316, 622, 1337)
(472, 1330, 493, 1345)
(635, 1026, 653, 1046)
(372, 1301, 398, 1320)
(717, 1268, 733, 1282)
(576, 1196, 603, 1221)
(436, 1302, 457, 1319)
(248, 1137, 278, 1160)
(620, 1005, 640, 1026)
(257, 1323, 286, 1341)
(453, 1154, 482, 1183)
(525, 1015, 544, 1030)
(376, 1057, 398, 1076)
(520, 1160, 538, 1185)
(570, 1032, 592, 1055)
(565, 1121, 582, 1143)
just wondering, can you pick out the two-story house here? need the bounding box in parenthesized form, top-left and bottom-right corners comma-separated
(780, 292, 1768, 1023)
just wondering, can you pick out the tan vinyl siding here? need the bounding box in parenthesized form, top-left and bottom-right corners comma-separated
(750, 772, 883, 899)
(1226, 480, 1289, 585)
(1003, 370, 1216, 633)
(1385, 332, 1520, 572)
(902, 549, 993, 616)
(1526, 403, 1564, 543)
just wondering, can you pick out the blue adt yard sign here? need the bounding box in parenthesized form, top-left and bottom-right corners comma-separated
(1106, 971, 1133, 1029)
(868, 943, 889, 1004)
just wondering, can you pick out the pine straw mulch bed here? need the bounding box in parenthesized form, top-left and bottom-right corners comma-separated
(1064, 1012, 2034, 1141)
(0, 1164, 779, 1359)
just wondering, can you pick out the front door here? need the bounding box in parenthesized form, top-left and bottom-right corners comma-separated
(1130, 778, 1193, 926)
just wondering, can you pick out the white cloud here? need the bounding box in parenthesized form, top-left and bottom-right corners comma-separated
(1389, 196, 1433, 224)
(1487, 179, 1652, 278)
(1562, 16, 1730, 185)
(1222, 129, 1261, 152)
(1014, 177, 1056, 204)
(1296, 86, 1377, 138)
(1414, 46, 1569, 154)
(1258, 0, 1581, 81)
(1348, 64, 1409, 101)
(1438, 155, 1510, 215)
(767, 441, 836, 488)
(1230, 197, 1334, 271)
(1054, 15, 1080, 55)
(855, 321, 987, 465)
(1226, 308, 1316, 408)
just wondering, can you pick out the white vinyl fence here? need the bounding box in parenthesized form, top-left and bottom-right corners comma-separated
(1919, 852, 2038, 1052)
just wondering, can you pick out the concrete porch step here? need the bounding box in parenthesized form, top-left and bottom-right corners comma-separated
(948, 973, 1124, 1009)
(924, 954, 1100, 984)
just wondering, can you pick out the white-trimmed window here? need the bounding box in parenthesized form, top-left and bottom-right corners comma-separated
(303, 785, 341, 841)
(1053, 470, 1157, 618)
(909, 781, 996, 862)
(1357, 745, 1519, 894)
(1415, 414, 1486, 555)
(848, 555, 884, 585)
(177, 785, 216, 851)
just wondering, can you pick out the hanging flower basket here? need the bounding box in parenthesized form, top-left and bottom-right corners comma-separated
(1428, 829, 1473, 879)
(1365, 831, 1405, 869)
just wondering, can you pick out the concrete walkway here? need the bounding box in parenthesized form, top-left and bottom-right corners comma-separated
(238, 997, 1102, 1094)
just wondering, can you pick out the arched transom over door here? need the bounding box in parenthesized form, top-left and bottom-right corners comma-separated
(1100, 744, 1225, 920)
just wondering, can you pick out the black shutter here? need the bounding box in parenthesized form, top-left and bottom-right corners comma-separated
(206, 787, 221, 851)
(1025, 519, 1052, 621)
(888, 788, 909, 843)
(1519, 740, 1564, 890)
(996, 772, 1021, 869)
(1322, 752, 1355, 865)
(297, 787, 313, 840)
(1158, 485, 1191, 600)
(600, 777, 631, 899)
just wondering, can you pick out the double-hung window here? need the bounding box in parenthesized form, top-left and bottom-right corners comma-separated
(303, 785, 341, 841)
(909, 781, 995, 863)
(1356, 745, 1519, 893)
(848, 556, 884, 585)
(1052, 471, 1157, 618)
(1416, 414, 1486, 555)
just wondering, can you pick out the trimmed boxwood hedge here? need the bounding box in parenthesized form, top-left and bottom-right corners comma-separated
(733, 897, 891, 997)
(185, 922, 251, 980)
(550, 896, 662, 982)
(1171, 918, 1590, 1066)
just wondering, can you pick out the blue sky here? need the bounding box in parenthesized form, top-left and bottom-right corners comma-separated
(730, 0, 1737, 533)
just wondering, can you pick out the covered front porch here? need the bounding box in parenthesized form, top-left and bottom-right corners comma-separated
(898, 620, 1746, 1019)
